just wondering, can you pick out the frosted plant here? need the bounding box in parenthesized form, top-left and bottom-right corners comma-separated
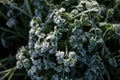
(16, 0, 120, 80)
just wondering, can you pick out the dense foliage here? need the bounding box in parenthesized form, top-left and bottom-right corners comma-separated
(16, 0, 120, 80)
(0, 0, 120, 80)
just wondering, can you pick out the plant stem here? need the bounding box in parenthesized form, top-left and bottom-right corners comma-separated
(8, 67, 16, 80)
(0, 11, 8, 20)
(99, 56, 111, 80)
(65, 41, 68, 56)
(24, 0, 33, 18)
(71, 8, 98, 20)
(9, 4, 31, 18)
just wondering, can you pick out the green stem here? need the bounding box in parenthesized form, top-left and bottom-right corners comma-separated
(71, 8, 98, 20)
(0, 27, 16, 34)
(8, 67, 16, 80)
(0, 67, 16, 80)
(99, 56, 111, 80)
(103, 27, 112, 39)
(0, 71, 11, 80)
(0, 11, 8, 20)
(65, 8, 98, 26)
(24, 0, 33, 18)
(9, 4, 31, 18)
(0, 63, 6, 70)
(0, 55, 15, 62)
(65, 41, 68, 56)
(104, 9, 113, 22)
(14, 26, 28, 40)
(103, 64, 111, 80)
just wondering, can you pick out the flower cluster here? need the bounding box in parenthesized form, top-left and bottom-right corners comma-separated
(16, 0, 120, 80)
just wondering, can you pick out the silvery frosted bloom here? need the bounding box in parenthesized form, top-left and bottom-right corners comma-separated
(16, 53, 20, 61)
(85, 2, 92, 9)
(35, 27, 41, 37)
(50, 37, 58, 47)
(31, 51, 39, 58)
(23, 58, 31, 68)
(37, 33, 46, 40)
(81, 35, 87, 43)
(79, 0, 99, 13)
(19, 46, 28, 53)
(16, 46, 28, 61)
(56, 51, 65, 64)
(64, 59, 70, 66)
(30, 17, 41, 27)
(29, 28, 35, 35)
(30, 57, 35, 64)
(17, 55, 26, 61)
(34, 41, 41, 50)
(6, 18, 17, 28)
(53, 15, 61, 24)
(91, 1, 99, 8)
(71, 9, 79, 15)
(68, 51, 77, 58)
(45, 32, 54, 40)
(53, 15, 66, 26)
(58, 7, 65, 13)
(31, 58, 42, 70)
(16, 61, 23, 69)
(64, 52, 78, 67)
(28, 40, 35, 49)
(40, 41, 50, 53)
(30, 19, 34, 27)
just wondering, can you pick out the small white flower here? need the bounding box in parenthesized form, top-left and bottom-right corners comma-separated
(56, 51, 65, 58)
(34, 41, 41, 50)
(53, 15, 61, 24)
(30, 19, 34, 27)
(68, 51, 76, 58)
(40, 41, 50, 53)
(19, 55, 26, 61)
(16, 61, 23, 69)
(56, 51, 65, 64)
(59, 8, 65, 12)
(29, 28, 35, 35)
(71, 9, 79, 15)
(35, 28, 41, 36)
